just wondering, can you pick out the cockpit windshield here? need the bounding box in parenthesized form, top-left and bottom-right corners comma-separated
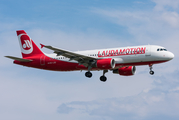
(157, 48, 167, 51)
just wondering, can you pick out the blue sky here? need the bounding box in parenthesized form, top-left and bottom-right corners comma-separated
(0, 0, 179, 120)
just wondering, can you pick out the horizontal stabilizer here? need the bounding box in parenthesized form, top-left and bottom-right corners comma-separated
(5, 56, 33, 62)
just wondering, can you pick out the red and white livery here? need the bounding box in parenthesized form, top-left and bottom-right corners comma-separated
(5, 30, 174, 82)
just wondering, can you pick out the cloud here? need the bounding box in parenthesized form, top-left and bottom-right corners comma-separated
(92, 2, 179, 59)
(57, 104, 74, 114)
(152, 0, 179, 11)
(55, 62, 179, 119)
(160, 11, 179, 28)
(170, 87, 179, 92)
(57, 88, 179, 119)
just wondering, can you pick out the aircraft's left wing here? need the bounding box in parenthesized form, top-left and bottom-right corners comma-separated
(43, 45, 97, 66)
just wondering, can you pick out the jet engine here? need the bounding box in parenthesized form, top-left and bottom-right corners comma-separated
(96, 58, 115, 69)
(113, 66, 136, 76)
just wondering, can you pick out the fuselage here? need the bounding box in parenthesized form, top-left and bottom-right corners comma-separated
(16, 45, 173, 71)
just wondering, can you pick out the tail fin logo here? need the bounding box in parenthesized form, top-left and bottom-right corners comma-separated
(22, 40, 31, 50)
(18, 34, 33, 54)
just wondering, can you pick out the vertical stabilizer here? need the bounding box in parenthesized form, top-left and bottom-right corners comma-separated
(16, 30, 44, 58)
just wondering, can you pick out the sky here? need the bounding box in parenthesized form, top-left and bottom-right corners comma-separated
(0, 0, 179, 120)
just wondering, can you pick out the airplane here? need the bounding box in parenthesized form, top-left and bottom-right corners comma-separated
(5, 30, 174, 82)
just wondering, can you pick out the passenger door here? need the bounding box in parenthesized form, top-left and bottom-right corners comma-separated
(145, 45, 151, 56)
(40, 55, 45, 65)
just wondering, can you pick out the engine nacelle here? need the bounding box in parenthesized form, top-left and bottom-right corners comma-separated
(96, 58, 115, 69)
(113, 66, 136, 76)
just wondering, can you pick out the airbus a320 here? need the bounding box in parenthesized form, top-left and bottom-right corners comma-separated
(5, 30, 174, 82)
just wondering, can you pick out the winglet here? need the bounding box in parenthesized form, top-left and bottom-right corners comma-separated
(40, 43, 45, 49)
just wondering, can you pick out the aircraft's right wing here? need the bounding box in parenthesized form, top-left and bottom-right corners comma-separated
(5, 56, 33, 62)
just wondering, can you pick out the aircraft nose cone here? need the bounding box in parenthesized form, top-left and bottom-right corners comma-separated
(167, 52, 174, 60)
(170, 52, 174, 59)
